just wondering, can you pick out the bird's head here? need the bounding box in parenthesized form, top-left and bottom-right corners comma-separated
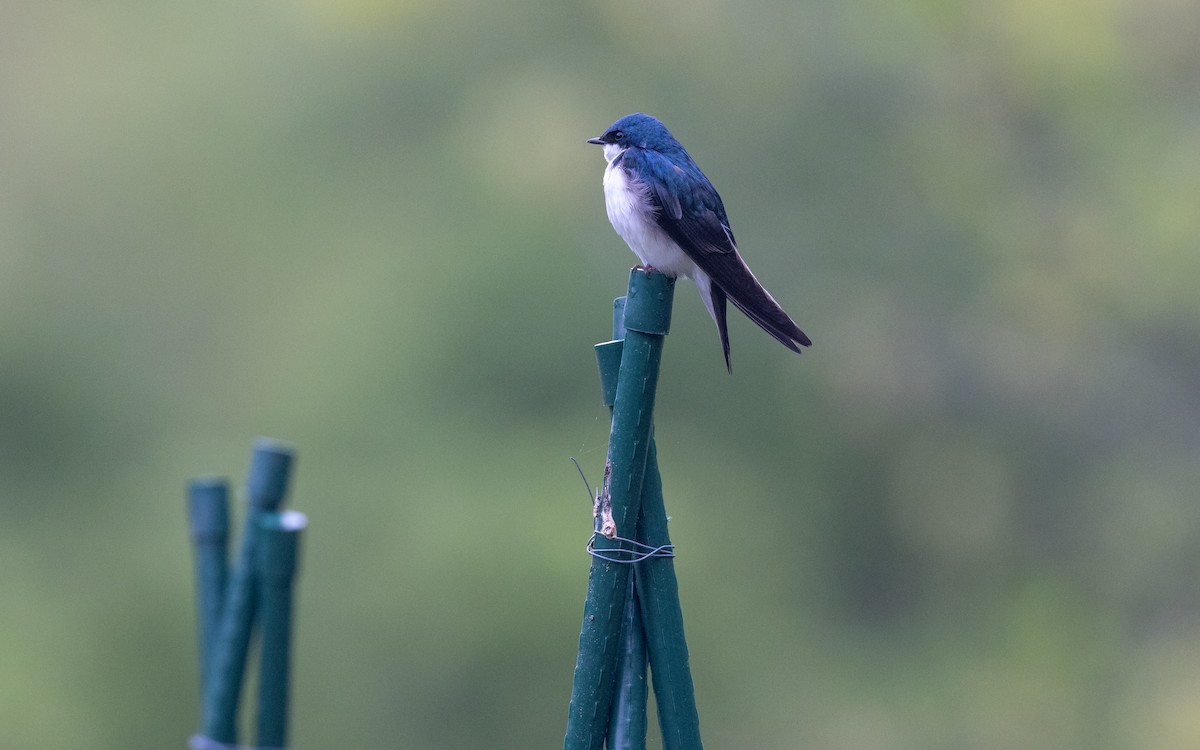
(587, 113, 677, 161)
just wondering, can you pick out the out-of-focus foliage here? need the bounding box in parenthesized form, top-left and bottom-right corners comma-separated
(2, 0, 1198, 747)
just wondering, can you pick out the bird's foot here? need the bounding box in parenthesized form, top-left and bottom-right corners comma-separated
(631, 264, 660, 275)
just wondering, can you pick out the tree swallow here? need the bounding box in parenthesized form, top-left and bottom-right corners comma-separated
(588, 113, 811, 370)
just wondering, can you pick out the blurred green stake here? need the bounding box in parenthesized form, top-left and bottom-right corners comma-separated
(187, 476, 230, 709)
(256, 510, 308, 750)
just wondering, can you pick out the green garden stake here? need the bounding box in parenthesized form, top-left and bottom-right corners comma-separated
(612, 296, 628, 341)
(200, 438, 295, 746)
(565, 270, 674, 750)
(187, 476, 230, 705)
(594, 296, 626, 407)
(615, 293, 701, 749)
(634, 439, 702, 749)
(607, 574, 648, 750)
(604, 269, 673, 554)
(598, 311, 648, 750)
(595, 340, 624, 409)
(255, 510, 307, 750)
(595, 282, 703, 749)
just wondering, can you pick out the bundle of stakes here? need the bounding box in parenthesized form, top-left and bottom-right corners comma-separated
(187, 438, 307, 750)
(565, 269, 704, 750)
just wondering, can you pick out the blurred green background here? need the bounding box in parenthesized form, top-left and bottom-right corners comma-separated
(2, 0, 1199, 747)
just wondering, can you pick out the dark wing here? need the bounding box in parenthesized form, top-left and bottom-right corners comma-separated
(621, 147, 739, 257)
(625, 148, 812, 364)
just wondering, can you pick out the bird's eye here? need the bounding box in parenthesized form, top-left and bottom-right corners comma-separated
(611, 130, 623, 141)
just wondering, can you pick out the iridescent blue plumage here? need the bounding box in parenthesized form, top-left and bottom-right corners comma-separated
(588, 113, 811, 370)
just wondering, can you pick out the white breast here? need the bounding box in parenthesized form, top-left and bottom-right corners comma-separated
(601, 161, 697, 278)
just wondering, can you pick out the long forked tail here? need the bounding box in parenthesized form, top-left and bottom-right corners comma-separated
(698, 266, 810, 371)
(728, 291, 812, 353)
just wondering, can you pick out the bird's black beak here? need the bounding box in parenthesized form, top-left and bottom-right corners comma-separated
(586, 136, 605, 145)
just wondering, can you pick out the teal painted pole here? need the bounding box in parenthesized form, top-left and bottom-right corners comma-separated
(200, 438, 295, 746)
(599, 307, 648, 750)
(565, 269, 674, 750)
(612, 295, 628, 341)
(634, 439, 702, 749)
(256, 510, 307, 749)
(607, 574, 648, 750)
(187, 476, 230, 706)
(602, 269, 673, 554)
(605, 284, 704, 749)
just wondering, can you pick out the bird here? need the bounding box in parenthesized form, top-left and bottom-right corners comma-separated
(588, 113, 811, 370)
